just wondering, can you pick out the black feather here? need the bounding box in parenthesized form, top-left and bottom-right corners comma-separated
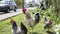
(12, 21, 17, 31)
(44, 17, 47, 21)
(34, 12, 40, 23)
(21, 22, 27, 34)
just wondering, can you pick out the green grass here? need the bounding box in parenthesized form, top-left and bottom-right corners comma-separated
(0, 12, 48, 34)
(0, 7, 60, 34)
(0, 14, 25, 34)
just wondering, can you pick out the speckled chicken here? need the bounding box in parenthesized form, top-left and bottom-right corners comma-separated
(43, 17, 52, 29)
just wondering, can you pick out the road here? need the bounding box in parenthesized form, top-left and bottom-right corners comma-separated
(0, 9, 22, 20)
(0, 12, 5, 15)
(0, 7, 36, 20)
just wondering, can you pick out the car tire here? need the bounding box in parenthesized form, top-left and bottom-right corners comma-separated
(14, 9, 16, 12)
(14, 6, 17, 12)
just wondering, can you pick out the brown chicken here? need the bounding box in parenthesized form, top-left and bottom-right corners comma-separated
(44, 17, 52, 30)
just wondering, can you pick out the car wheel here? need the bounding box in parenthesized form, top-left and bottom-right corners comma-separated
(14, 9, 16, 12)
(14, 6, 17, 12)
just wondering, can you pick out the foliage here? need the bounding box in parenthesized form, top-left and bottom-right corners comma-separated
(44, 0, 60, 20)
(14, 0, 22, 6)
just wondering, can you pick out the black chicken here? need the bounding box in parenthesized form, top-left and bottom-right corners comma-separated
(20, 22, 28, 34)
(10, 19, 18, 34)
(40, 3, 45, 10)
(33, 12, 40, 25)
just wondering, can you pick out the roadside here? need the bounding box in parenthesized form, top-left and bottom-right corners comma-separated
(0, 7, 36, 20)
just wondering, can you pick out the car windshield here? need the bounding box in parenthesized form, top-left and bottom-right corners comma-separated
(0, 1, 16, 5)
(0, 1, 8, 4)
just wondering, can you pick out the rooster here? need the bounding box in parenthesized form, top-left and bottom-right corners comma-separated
(24, 11, 34, 29)
(22, 8, 40, 30)
(43, 17, 52, 30)
(10, 19, 27, 34)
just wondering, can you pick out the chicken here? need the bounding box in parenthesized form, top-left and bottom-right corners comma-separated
(40, 3, 45, 10)
(33, 12, 40, 25)
(10, 19, 27, 34)
(43, 17, 52, 30)
(24, 11, 34, 29)
(22, 8, 40, 29)
(22, 8, 34, 28)
(20, 22, 28, 34)
(10, 19, 18, 34)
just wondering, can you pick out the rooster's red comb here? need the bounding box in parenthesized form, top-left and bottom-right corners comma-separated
(22, 8, 27, 14)
(10, 18, 13, 24)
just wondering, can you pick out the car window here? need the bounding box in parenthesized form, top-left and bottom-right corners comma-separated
(0, 2, 5, 4)
(0, 1, 8, 4)
(9, 1, 16, 5)
(0, 0, 16, 6)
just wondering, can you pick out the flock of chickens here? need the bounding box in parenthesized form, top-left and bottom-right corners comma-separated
(9, 8, 53, 34)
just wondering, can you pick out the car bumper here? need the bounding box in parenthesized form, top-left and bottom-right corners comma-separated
(0, 7, 7, 12)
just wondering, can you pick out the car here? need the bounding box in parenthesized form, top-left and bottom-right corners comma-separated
(0, 0, 17, 13)
(8, 0, 17, 12)
(0, 1, 10, 13)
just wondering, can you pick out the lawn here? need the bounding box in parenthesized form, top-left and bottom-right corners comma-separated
(0, 14, 48, 34)
(0, 7, 60, 34)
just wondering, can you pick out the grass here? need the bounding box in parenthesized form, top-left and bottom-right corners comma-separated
(0, 7, 60, 34)
(0, 14, 25, 34)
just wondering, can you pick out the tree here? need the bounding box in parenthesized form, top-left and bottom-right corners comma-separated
(53, 0, 60, 20)
(44, 0, 53, 8)
(14, 0, 22, 7)
(44, 0, 60, 19)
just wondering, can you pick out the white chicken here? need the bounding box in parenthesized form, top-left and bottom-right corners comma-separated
(22, 8, 40, 29)
(24, 11, 34, 29)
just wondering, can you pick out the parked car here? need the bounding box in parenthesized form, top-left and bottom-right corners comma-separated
(8, 0, 17, 12)
(0, 1, 9, 13)
(0, 0, 17, 13)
